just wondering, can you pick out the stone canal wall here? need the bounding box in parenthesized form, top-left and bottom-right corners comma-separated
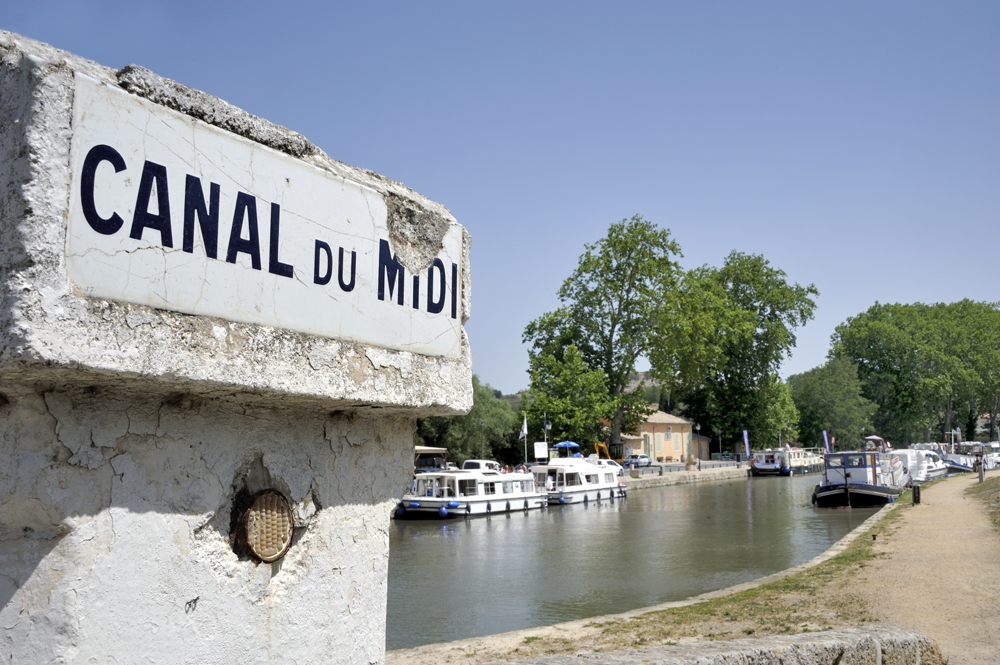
(504, 627, 943, 665)
(625, 464, 749, 490)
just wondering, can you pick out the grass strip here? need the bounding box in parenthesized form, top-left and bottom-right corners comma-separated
(965, 474, 1000, 532)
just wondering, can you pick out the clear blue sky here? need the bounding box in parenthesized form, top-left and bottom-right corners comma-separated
(6, 2, 998, 394)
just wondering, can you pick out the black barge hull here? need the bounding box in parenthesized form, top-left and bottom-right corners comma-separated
(812, 482, 902, 508)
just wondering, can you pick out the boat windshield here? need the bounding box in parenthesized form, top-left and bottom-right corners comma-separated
(827, 456, 844, 467)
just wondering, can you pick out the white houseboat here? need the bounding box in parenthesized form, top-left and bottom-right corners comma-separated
(395, 468, 547, 518)
(812, 451, 906, 508)
(532, 457, 627, 505)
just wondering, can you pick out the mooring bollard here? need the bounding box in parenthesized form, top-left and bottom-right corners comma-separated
(912, 485, 921, 504)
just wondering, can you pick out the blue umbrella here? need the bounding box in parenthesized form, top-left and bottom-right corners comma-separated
(554, 441, 580, 448)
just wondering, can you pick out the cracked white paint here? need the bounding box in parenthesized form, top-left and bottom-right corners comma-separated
(67, 74, 464, 359)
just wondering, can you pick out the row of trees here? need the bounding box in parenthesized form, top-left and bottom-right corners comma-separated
(787, 300, 1000, 448)
(827, 300, 1000, 444)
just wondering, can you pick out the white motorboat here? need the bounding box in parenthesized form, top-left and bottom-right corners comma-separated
(895, 449, 948, 485)
(395, 468, 547, 518)
(532, 457, 627, 505)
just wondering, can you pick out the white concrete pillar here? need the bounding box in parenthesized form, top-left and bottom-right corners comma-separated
(0, 31, 471, 664)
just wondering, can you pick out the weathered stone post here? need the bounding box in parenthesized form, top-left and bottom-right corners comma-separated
(0, 32, 471, 663)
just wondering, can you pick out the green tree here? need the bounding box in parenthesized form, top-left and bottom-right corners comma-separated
(524, 345, 615, 449)
(415, 375, 520, 464)
(760, 378, 800, 447)
(523, 215, 682, 447)
(788, 356, 874, 448)
(685, 252, 818, 452)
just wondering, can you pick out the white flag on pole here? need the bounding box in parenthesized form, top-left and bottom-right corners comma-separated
(520, 415, 528, 440)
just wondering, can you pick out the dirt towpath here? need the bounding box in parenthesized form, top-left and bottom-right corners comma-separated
(843, 472, 1000, 664)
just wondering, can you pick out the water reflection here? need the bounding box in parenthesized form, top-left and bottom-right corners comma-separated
(386, 475, 875, 650)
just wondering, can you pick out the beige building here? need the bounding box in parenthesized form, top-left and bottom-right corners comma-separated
(623, 411, 701, 462)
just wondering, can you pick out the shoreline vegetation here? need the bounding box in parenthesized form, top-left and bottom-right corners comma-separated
(388, 473, 998, 664)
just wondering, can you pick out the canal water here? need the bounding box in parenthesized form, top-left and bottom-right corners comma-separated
(386, 474, 877, 650)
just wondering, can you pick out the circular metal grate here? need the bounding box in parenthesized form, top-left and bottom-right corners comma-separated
(243, 491, 294, 563)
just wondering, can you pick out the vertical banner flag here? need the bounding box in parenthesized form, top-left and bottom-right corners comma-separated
(520, 415, 528, 440)
(822, 430, 830, 454)
(742, 430, 750, 458)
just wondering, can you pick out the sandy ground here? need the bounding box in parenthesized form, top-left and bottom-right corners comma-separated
(842, 472, 1000, 664)
(386, 472, 1000, 665)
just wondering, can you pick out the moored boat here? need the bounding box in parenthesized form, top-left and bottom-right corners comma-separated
(895, 448, 947, 484)
(750, 449, 786, 476)
(395, 468, 547, 518)
(812, 450, 906, 508)
(532, 457, 627, 505)
(750, 447, 824, 476)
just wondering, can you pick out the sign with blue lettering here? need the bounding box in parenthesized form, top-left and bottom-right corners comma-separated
(67, 74, 463, 358)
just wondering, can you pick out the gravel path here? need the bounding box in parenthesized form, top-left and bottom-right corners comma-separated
(845, 472, 1000, 664)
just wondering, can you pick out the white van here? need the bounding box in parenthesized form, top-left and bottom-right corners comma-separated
(462, 459, 502, 473)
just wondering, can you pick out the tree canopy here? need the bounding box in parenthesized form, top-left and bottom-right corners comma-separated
(788, 356, 874, 448)
(832, 300, 1000, 443)
(415, 375, 521, 464)
(523, 345, 613, 448)
(678, 252, 817, 451)
(523, 215, 680, 446)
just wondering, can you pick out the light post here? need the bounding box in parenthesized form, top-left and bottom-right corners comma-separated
(688, 423, 700, 471)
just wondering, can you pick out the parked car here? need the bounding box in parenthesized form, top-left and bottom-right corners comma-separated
(604, 459, 625, 476)
(625, 454, 652, 467)
(588, 457, 625, 476)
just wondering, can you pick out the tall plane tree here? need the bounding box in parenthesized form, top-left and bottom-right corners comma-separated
(523, 216, 682, 447)
(680, 252, 817, 451)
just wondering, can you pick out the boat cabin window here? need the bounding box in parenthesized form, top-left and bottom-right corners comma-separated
(605, 473, 614, 483)
(522, 478, 534, 493)
(847, 455, 865, 467)
(464, 461, 481, 469)
(585, 474, 599, 484)
(827, 456, 844, 467)
(458, 479, 478, 497)
(502, 481, 514, 494)
(483, 482, 496, 495)
(413, 477, 454, 497)
(565, 472, 582, 487)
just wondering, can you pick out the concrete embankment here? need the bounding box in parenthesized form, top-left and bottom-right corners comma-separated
(624, 464, 749, 491)
(502, 627, 943, 665)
